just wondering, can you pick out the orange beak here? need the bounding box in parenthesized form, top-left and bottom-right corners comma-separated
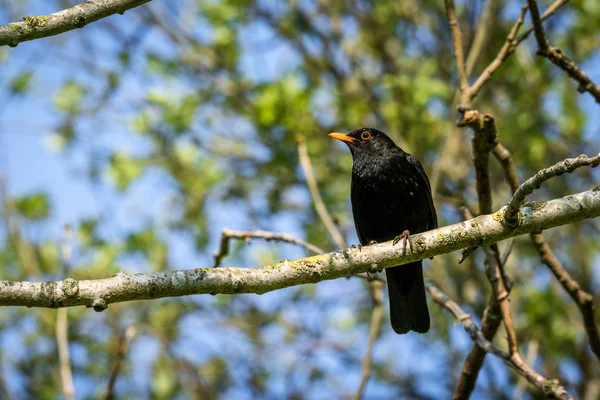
(329, 132, 356, 144)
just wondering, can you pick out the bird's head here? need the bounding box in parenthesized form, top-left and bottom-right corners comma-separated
(329, 127, 398, 158)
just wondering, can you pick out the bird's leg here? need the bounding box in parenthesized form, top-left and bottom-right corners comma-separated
(393, 230, 414, 255)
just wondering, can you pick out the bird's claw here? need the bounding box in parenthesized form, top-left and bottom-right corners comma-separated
(393, 230, 414, 255)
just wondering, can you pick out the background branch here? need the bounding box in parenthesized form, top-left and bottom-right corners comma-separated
(526, 0, 600, 102)
(427, 283, 572, 400)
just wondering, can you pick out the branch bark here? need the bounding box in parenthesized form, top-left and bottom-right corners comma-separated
(0, 189, 597, 309)
(0, 0, 152, 47)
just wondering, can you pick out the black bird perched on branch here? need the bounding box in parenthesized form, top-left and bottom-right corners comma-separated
(330, 128, 437, 334)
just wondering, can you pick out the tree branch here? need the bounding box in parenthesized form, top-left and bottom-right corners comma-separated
(352, 280, 384, 400)
(213, 228, 325, 268)
(427, 283, 572, 400)
(298, 137, 347, 250)
(469, 5, 528, 100)
(526, 0, 600, 102)
(0, 0, 152, 47)
(505, 153, 600, 227)
(443, 0, 470, 106)
(0, 189, 597, 309)
(494, 144, 600, 363)
(105, 325, 136, 400)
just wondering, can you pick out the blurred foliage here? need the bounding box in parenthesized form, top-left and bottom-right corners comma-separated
(0, 0, 599, 399)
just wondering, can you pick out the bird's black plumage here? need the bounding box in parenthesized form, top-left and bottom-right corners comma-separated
(330, 128, 437, 334)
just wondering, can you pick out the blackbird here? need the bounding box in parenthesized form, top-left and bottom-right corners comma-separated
(330, 128, 437, 334)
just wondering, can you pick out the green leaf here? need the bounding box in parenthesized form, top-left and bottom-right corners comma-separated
(11, 193, 51, 220)
(109, 152, 145, 191)
(53, 81, 85, 113)
(9, 71, 33, 95)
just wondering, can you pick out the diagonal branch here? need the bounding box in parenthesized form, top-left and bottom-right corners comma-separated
(427, 282, 572, 400)
(526, 0, 600, 102)
(298, 137, 347, 250)
(0, 189, 597, 309)
(468, 5, 529, 100)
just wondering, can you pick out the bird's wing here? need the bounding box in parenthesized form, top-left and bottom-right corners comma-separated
(406, 154, 438, 229)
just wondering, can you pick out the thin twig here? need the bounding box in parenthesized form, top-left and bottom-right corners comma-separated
(469, 5, 528, 100)
(443, 0, 470, 106)
(105, 325, 137, 400)
(427, 282, 572, 400)
(531, 234, 600, 361)
(526, 0, 600, 102)
(298, 137, 347, 250)
(56, 309, 74, 400)
(213, 228, 325, 268)
(352, 280, 384, 400)
(505, 153, 600, 227)
(56, 223, 74, 400)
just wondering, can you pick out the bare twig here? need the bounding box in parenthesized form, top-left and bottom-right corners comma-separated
(427, 282, 572, 400)
(513, 0, 570, 47)
(453, 295, 502, 400)
(56, 223, 74, 400)
(443, 0, 470, 106)
(213, 228, 325, 268)
(298, 137, 347, 250)
(469, 5, 528, 100)
(352, 280, 384, 400)
(505, 153, 600, 227)
(526, 0, 600, 102)
(513, 340, 540, 400)
(0, 0, 153, 47)
(56, 309, 74, 400)
(0, 189, 597, 309)
(106, 326, 137, 400)
(531, 234, 600, 361)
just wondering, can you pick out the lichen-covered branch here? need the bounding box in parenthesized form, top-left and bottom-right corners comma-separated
(0, 189, 597, 309)
(505, 153, 600, 227)
(427, 283, 572, 400)
(0, 0, 152, 47)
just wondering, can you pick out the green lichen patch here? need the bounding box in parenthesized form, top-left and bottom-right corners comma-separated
(22, 15, 49, 28)
(10, 23, 22, 31)
(492, 212, 504, 222)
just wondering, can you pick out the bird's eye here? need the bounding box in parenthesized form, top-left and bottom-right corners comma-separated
(361, 131, 371, 140)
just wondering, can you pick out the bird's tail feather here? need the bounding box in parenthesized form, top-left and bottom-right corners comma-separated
(385, 262, 430, 334)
